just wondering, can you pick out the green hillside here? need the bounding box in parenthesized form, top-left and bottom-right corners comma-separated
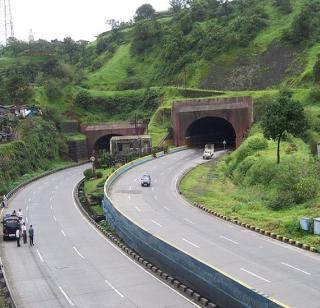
(2, 0, 320, 196)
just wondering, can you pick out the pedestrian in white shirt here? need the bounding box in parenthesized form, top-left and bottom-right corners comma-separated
(18, 209, 23, 220)
(16, 229, 20, 247)
(22, 223, 27, 244)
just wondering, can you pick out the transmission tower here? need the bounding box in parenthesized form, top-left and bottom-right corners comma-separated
(0, 0, 14, 45)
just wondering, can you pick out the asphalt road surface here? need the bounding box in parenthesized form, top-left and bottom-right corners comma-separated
(1, 165, 196, 308)
(110, 149, 320, 308)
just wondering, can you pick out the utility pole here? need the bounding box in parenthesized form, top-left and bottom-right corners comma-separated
(0, 0, 14, 45)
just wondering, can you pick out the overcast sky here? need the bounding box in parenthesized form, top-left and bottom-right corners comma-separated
(9, 0, 170, 42)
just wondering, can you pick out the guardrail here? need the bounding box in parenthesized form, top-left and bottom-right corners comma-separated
(103, 148, 284, 308)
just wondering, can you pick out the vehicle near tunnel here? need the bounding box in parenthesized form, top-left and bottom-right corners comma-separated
(203, 144, 214, 159)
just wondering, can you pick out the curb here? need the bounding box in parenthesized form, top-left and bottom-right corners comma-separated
(75, 179, 217, 308)
(192, 202, 319, 254)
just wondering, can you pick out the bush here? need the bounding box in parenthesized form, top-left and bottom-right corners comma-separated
(285, 143, 298, 154)
(96, 171, 103, 179)
(83, 168, 93, 179)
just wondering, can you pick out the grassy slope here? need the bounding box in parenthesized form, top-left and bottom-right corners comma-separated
(180, 138, 320, 250)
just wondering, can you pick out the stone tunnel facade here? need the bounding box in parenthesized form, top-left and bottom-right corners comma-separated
(81, 123, 147, 155)
(172, 97, 253, 148)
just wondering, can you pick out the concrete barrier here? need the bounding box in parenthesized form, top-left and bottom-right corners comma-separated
(103, 149, 284, 308)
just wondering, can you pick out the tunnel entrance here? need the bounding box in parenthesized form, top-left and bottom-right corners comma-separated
(94, 134, 122, 152)
(185, 117, 236, 149)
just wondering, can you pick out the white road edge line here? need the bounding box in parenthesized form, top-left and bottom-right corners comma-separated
(164, 206, 171, 211)
(36, 249, 44, 263)
(53, 215, 57, 221)
(58, 286, 74, 306)
(220, 235, 239, 245)
(71, 184, 200, 307)
(135, 206, 142, 212)
(281, 262, 311, 275)
(25, 217, 28, 224)
(182, 238, 200, 249)
(105, 279, 124, 298)
(151, 220, 162, 227)
(240, 268, 271, 283)
(61, 230, 66, 237)
(73, 246, 85, 259)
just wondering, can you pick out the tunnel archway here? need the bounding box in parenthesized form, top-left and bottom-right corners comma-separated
(94, 134, 122, 152)
(185, 117, 236, 149)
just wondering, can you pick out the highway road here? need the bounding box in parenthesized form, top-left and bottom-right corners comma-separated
(109, 149, 320, 308)
(1, 165, 196, 308)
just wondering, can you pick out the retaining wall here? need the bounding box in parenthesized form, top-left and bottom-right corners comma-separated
(103, 149, 283, 308)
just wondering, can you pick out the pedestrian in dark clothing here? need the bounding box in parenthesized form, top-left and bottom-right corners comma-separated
(16, 229, 20, 247)
(22, 223, 27, 244)
(28, 225, 34, 246)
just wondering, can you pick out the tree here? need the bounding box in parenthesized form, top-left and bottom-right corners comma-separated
(262, 92, 308, 164)
(134, 4, 155, 22)
(169, 0, 190, 12)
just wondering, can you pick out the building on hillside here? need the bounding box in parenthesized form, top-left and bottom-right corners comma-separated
(110, 135, 152, 158)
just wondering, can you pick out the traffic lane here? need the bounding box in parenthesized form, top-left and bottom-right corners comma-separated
(2, 190, 70, 307)
(5, 165, 196, 308)
(50, 176, 196, 308)
(40, 166, 197, 308)
(110, 150, 320, 307)
(118, 149, 320, 274)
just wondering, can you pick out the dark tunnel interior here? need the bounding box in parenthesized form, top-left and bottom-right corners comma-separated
(185, 117, 236, 149)
(94, 134, 122, 152)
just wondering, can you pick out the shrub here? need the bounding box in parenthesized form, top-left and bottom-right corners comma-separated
(285, 143, 298, 154)
(96, 171, 103, 179)
(89, 191, 104, 204)
(83, 168, 93, 179)
(267, 191, 295, 210)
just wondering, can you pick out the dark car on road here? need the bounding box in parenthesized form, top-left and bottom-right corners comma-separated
(141, 175, 151, 187)
(2, 214, 20, 240)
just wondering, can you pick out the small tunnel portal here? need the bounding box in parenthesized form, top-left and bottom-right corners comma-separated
(94, 134, 122, 152)
(185, 117, 236, 149)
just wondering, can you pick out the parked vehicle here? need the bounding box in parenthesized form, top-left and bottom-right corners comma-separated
(141, 175, 151, 187)
(203, 144, 214, 160)
(2, 214, 20, 240)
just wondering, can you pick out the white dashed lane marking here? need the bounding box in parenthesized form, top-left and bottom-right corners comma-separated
(182, 238, 200, 249)
(240, 268, 271, 283)
(281, 262, 311, 276)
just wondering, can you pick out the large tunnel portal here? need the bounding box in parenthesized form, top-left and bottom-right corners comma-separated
(185, 117, 236, 149)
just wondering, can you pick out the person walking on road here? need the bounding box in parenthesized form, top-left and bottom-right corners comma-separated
(22, 223, 27, 244)
(18, 209, 23, 220)
(28, 225, 34, 246)
(16, 228, 20, 247)
(2, 194, 7, 208)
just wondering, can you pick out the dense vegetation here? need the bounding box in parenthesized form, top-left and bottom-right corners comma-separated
(0, 118, 67, 194)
